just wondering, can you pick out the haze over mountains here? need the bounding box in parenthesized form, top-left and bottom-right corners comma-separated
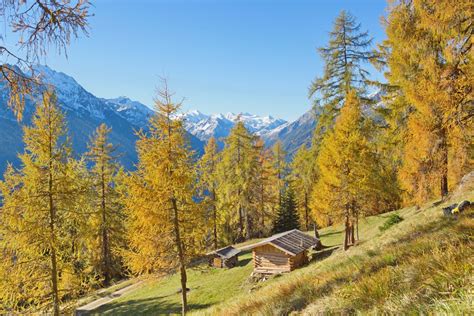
(0, 66, 318, 174)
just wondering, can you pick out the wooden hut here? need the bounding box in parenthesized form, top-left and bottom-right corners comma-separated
(207, 246, 240, 268)
(242, 229, 319, 274)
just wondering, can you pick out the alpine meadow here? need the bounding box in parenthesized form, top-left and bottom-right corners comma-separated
(0, 1, 472, 315)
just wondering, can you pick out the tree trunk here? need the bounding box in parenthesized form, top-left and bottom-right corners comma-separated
(172, 198, 187, 315)
(245, 213, 252, 240)
(238, 201, 244, 241)
(49, 195, 60, 316)
(343, 213, 350, 251)
(304, 193, 309, 231)
(440, 128, 449, 198)
(101, 166, 111, 286)
(313, 221, 320, 239)
(212, 189, 217, 250)
(245, 207, 252, 240)
(48, 128, 60, 316)
(355, 213, 359, 241)
(260, 183, 265, 236)
(350, 221, 355, 245)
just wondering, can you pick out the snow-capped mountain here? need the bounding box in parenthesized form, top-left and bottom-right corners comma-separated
(175, 110, 287, 143)
(264, 108, 318, 156)
(102, 96, 154, 127)
(0, 66, 388, 176)
(0, 65, 204, 175)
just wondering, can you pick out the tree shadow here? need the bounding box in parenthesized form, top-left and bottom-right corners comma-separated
(319, 230, 343, 238)
(236, 257, 252, 267)
(310, 246, 339, 263)
(87, 296, 211, 316)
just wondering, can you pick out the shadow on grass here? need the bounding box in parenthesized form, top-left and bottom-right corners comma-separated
(319, 230, 343, 238)
(310, 246, 339, 263)
(236, 257, 252, 267)
(88, 296, 211, 316)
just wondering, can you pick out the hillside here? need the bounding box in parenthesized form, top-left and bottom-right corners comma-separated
(80, 177, 473, 315)
(263, 109, 317, 156)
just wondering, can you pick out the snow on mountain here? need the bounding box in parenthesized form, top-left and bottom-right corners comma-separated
(0, 65, 205, 175)
(32, 65, 107, 119)
(264, 108, 318, 156)
(31, 65, 288, 146)
(176, 110, 287, 142)
(102, 96, 154, 127)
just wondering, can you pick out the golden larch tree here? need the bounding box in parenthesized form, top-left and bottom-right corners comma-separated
(216, 121, 257, 242)
(0, 92, 86, 314)
(85, 123, 126, 286)
(252, 137, 278, 236)
(311, 91, 375, 250)
(122, 80, 203, 315)
(383, 0, 472, 204)
(197, 136, 220, 249)
(272, 141, 288, 206)
(290, 145, 317, 231)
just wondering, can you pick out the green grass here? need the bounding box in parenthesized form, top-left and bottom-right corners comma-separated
(90, 252, 255, 315)
(87, 187, 473, 315)
(378, 213, 404, 231)
(87, 212, 394, 315)
(63, 279, 137, 313)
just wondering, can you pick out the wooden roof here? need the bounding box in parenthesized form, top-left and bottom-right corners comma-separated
(206, 245, 241, 259)
(240, 229, 319, 256)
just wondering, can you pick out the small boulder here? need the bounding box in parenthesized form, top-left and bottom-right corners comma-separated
(442, 203, 458, 216)
(443, 207, 453, 216)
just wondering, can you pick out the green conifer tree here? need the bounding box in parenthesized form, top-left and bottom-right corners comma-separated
(272, 187, 300, 234)
(309, 10, 375, 133)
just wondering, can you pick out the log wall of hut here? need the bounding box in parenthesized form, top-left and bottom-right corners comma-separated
(253, 244, 308, 274)
(209, 254, 238, 268)
(253, 244, 291, 274)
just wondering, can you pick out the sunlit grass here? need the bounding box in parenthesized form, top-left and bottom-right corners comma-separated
(89, 189, 473, 315)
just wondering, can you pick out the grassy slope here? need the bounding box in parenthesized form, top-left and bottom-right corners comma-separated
(91, 185, 473, 315)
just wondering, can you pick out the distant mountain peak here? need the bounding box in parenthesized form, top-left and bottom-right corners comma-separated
(175, 110, 287, 142)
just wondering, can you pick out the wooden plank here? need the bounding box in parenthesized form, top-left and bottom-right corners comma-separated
(255, 255, 289, 263)
(254, 267, 290, 274)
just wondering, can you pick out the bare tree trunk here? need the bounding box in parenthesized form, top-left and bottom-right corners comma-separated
(343, 212, 349, 251)
(237, 187, 244, 241)
(101, 165, 111, 286)
(313, 221, 320, 239)
(350, 221, 355, 245)
(245, 210, 252, 240)
(304, 193, 309, 231)
(440, 128, 449, 198)
(48, 126, 60, 316)
(212, 189, 217, 250)
(172, 198, 187, 315)
(356, 213, 359, 241)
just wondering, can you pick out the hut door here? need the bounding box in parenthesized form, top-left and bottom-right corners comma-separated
(213, 257, 222, 267)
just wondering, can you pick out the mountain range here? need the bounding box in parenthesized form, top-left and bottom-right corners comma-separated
(0, 65, 318, 175)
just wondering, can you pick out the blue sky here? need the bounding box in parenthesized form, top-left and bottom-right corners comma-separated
(42, 0, 387, 121)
